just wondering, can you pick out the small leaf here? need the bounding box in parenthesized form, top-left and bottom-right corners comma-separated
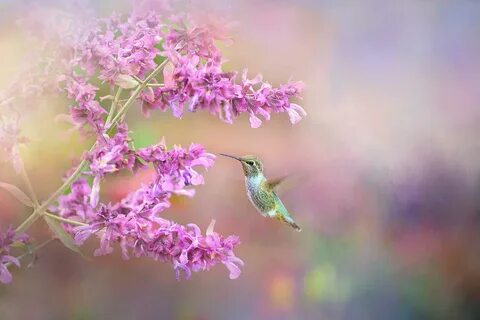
(0, 182, 34, 207)
(114, 74, 139, 89)
(10, 241, 29, 250)
(206, 219, 216, 236)
(44, 216, 83, 256)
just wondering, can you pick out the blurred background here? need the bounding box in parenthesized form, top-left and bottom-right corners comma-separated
(1, 0, 480, 319)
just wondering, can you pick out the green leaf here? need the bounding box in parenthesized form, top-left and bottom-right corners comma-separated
(44, 216, 83, 256)
(10, 241, 29, 250)
(114, 74, 139, 89)
(0, 182, 34, 207)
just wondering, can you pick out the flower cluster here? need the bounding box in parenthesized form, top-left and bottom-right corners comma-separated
(33, 12, 164, 137)
(163, 16, 226, 59)
(0, 227, 29, 284)
(140, 19, 306, 127)
(57, 12, 304, 133)
(136, 140, 215, 195)
(56, 178, 97, 231)
(75, 12, 163, 83)
(55, 141, 243, 279)
(59, 75, 107, 134)
(85, 123, 136, 207)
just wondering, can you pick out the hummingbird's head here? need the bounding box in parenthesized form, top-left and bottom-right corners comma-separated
(219, 153, 264, 177)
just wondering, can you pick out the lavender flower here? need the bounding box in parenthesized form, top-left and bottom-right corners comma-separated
(136, 140, 215, 194)
(163, 16, 226, 59)
(54, 139, 242, 280)
(13, 10, 304, 136)
(56, 178, 97, 228)
(147, 219, 244, 280)
(120, 182, 173, 218)
(75, 208, 243, 279)
(59, 75, 107, 134)
(75, 12, 163, 83)
(69, 184, 243, 279)
(234, 73, 306, 128)
(0, 226, 29, 284)
(85, 123, 136, 206)
(140, 51, 305, 127)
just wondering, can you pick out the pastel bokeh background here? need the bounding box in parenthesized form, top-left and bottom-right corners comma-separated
(1, 0, 480, 319)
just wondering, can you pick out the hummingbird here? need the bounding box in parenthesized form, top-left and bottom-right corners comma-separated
(219, 153, 301, 232)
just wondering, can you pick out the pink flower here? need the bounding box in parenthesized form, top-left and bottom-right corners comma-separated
(139, 56, 305, 127)
(53, 178, 97, 235)
(136, 140, 215, 193)
(56, 139, 241, 280)
(60, 75, 107, 134)
(75, 12, 163, 83)
(163, 15, 227, 59)
(86, 123, 136, 177)
(71, 199, 243, 280)
(0, 226, 29, 284)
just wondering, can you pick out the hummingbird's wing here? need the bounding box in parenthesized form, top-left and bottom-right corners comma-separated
(266, 176, 288, 190)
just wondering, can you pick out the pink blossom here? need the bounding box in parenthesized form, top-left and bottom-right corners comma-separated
(60, 75, 107, 134)
(0, 226, 29, 284)
(75, 12, 163, 83)
(54, 139, 241, 279)
(140, 55, 305, 127)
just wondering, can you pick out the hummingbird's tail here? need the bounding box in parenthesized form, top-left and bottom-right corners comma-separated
(278, 214, 302, 232)
(288, 219, 302, 232)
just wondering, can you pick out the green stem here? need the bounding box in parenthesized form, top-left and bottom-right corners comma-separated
(132, 75, 144, 84)
(15, 160, 89, 233)
(28, 238, 56, 255)
(18, 148, 88, 228)
(44, 212, 88, 226)
(107, 59, 168, 134)
(15, 159, 42, 232)
(4, 238, 57, 268)
(105, 87, 123, 126)
(105, 86, 141, 133)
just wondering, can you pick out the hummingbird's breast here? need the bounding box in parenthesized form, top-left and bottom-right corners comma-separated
(245, 174, 276, 216)
(245, 175, 262, 196)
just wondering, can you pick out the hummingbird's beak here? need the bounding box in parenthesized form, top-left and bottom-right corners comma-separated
(218, 153, 243, 162)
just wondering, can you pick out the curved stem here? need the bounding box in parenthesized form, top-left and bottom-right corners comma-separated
(44, 212, 88, 227)
(107, 58, 168, 134)
(4, 238, 57, 268)
(15, 159, 89, 233)
(16, 159, 41, 232)
(105, 87, 123, 126)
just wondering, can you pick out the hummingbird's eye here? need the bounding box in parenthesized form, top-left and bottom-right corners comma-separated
(246, 161, 254, 166)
